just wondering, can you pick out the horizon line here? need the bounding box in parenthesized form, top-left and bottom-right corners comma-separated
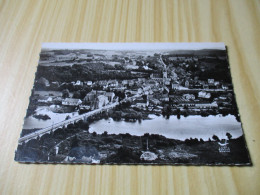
(41, 42, 226, 51)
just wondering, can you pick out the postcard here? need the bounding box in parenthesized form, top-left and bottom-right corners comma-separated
(15, 43, 251, 165)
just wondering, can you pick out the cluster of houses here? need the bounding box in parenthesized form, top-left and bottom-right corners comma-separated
(36, 72, 233, 114)
(83, 90, 117, 110)
(36, 58, 233, 113)
(61, 90, 117, 111)
(171, 78, 231, 91)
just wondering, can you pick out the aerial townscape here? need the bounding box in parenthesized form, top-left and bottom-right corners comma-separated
(15, 44, 251, 165)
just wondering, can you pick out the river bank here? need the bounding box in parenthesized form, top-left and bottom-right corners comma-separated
(15, 120, 250, 165)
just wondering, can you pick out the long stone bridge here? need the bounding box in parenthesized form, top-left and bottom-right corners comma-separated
(18, 94, 140, 144)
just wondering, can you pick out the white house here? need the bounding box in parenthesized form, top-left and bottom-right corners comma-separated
(38, 97, 52, 103)
(107, 80, 118, 87)
(195, 101, 218, 109)
(62, 98, 82, 106)
(97, 95, 109, 108)
(183, 94, 195, 100)
(172, 81, 180, 90)
(222, 84, 229, 90)
(75, 80, 83, 86)
(104, 92, 115, 102)
(122, 80, 128, 85)
(208, 79, 214, 84)
(198, 91, 211, 99)
(87, 81, 93, 86)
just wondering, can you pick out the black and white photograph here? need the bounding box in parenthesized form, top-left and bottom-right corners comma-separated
(15, 43, 251, 165)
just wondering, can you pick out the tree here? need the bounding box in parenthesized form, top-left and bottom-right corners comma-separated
(70, 135, 78, 148)
(73, 91, 81, 98)
(65, 115, 71, 120)
(142, 95, 147, 101)
(62, 89, 70, 98)
(226, 132, 232, 140)
(212, 135, 220, 142)
(183, 110, 188, 117)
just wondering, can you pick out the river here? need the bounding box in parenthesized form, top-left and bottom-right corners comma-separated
(23, 106, 244, 141)
(89, 114, 243, 141)
(23, 106, 78, 129)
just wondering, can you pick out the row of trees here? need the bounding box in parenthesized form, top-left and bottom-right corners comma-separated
(184, 133, 233, 145)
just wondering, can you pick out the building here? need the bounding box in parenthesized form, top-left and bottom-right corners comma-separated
(78, 54, 93, 60)
(128, 80, 135, 87)
(113, 86, 126, 92)
(56, 53, 76, 61)
(222, 84, 229, 90)
(172, 81, 180, 90)
(51, 81, 59, 88)
(146, 80, 159, 87)
(150, 98, 160, 105)
(104, 92, 115, 102)
(97, 95, 109, 108)
(84, 90, 106, 102)
(164, 78, 171, 85)
(86, 81, 93, 86)
(150, 73, 163, 81)
(134, 98, 149, 108)
(74, 80, 83, 86)
(160, 94, 169, 102)
(138, 88, 143, 94)
(38, 77, 50, 87)
(194, 101, 218, 109)
(177, 100, 218, 109)
(163, 71, 167, 79)
(163, 86, 170, 93)
(130, 90, 138, 95)
(198, 91, 211, 99)
(38, 97, 52, 103)
(122, 80, 128, 85)
(107, 80, 118, 87)
(84, 91, 96, 102)
(98, 80, 107, 86)
(138, 78, 146, 83)
(183, 94, 195, 100)
(214, 81, 220, 86)
(185, 80, 190, 88)
(171, 71, 178, 81)
(208, 79, 214, 84)
(62, 98, 82, 106)
(203, 84, 209, 89)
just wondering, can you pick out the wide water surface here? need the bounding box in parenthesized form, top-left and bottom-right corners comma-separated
(89, 114, 243, 141)
(23, 106, 78, 129)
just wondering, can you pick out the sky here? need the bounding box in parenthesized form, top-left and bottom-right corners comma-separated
(42, 42, 226, 51)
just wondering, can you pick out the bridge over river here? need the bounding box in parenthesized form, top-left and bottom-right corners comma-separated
(19, 94, 140, 144)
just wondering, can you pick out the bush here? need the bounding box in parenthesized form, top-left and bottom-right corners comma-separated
(102, 131, 108, 136)
(212, 135, 220, 142)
